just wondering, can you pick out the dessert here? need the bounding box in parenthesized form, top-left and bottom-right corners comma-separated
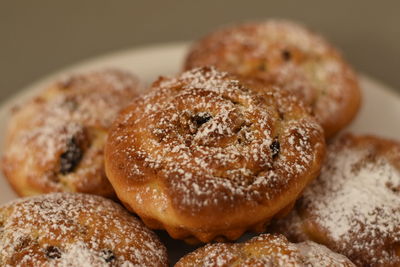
(184, 20, 361, 138)
(175, 234, 355, 266)
(271, 134, 400, 266)
(0, 193, 168, 266)
(2, 69, 140, 198)
(105, 67, 325, 243)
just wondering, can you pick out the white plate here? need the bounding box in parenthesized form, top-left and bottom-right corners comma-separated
(0, 42, 399, 264)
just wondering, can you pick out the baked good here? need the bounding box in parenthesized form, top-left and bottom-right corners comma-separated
(175, 233, 355, 266)
(271, 133, 400, 266)
(0, 192, 168, 266)
(105, 67, 325, 243)
(2, 69, 140, 198)
(184, 20, 361, 138)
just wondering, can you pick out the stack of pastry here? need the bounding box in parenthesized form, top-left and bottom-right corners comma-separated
(1, 19, 398, 267)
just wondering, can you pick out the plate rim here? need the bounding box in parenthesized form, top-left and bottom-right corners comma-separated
(1, 41, 399, 109)
(0, 40, 399, 265)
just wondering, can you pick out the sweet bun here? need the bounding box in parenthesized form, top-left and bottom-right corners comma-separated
(184, 20, 361, 138)
(0, 193, 168, 266)
(271, 133, 400, 266)
(105, 67, 325, 243)
(2, 69, 140, 198)
(175, 234, 355, 266)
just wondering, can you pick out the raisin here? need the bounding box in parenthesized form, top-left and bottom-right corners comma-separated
(46, 246, 61, 259)
(101, 249, 116, 263)
(192, 113, 212, 127)
(270, 139, 280, 159)
(59, 137, 83, 175)
(282, 50, 292, 61)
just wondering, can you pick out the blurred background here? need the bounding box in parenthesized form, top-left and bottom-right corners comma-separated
(1, 0, 399, 101)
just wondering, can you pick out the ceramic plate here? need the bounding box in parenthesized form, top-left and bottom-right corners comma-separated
(0, 42, 399, 264)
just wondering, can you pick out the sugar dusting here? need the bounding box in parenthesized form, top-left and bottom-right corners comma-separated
(300, 137, 400, 265)
(185, 20, 360, 137)
(175, 234, 354, 266)
(8, 69, 139, 163)
(0, 193, 167, 266)
(3, 70, 140, 192)
(109, 67, 324, 216)
(296, 241, 355, 266)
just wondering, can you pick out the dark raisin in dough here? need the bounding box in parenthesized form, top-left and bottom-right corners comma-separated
(59, 137, 83, 175)
(45, 246, 61, 259)
(192, 113, 212, 127)
(270, 139, 280, 159)
(282, 50, 292, 61)
(101, 249, 116, 263)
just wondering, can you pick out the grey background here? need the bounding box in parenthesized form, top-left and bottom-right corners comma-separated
(1, 0, 399, 101)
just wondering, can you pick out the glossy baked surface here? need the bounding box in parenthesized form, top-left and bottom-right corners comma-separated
(0, 42, 399, 264)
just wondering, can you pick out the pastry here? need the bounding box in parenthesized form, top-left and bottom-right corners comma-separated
(184, 20, 361, 138)
(2, 69, 140, 198)
(175, 234, 355, 266)
(0, 192, 168, 266)
(271, 133, 400, 266)
(105, 67, 325, 243)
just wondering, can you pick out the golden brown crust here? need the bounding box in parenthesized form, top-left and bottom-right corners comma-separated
(0, 193, 168, 266)
(175, 234, 355, 266)
(184, 20, 362, 139)
(105, 67, 325, 242)
(2, 69, 140, 198)
(271, 133, 400, 266)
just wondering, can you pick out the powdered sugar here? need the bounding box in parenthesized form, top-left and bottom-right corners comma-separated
(185, 20, 360, 138)
(0, 193, 167, 266)
(253, 20, 328, 54)
(299, 135, 400, 265)
(3, 69, 140, 195)
(175, 234, 354, 266)
(108, 67, 324, 219)
(308, 151, 400, 240)
(7, 69, 139, 163)
(296, 241, 355, 266)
